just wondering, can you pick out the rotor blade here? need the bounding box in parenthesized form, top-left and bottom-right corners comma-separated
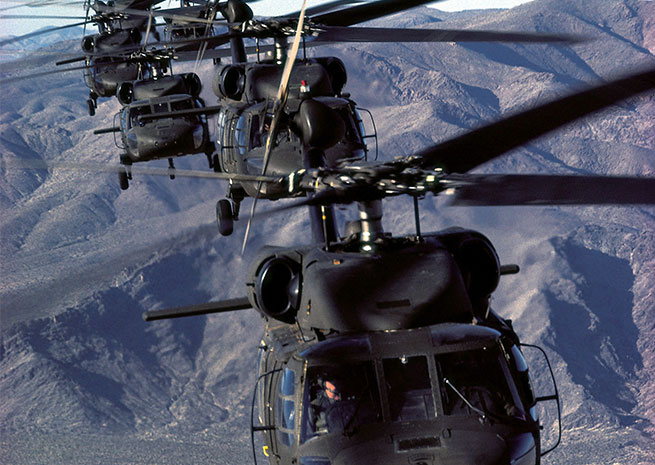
(1, 158, 283, 184)
(312, 26, 584, 44)
(0, 20, 88, 46)
(0, 0, 82, 12)
(143, 297, 252, 321)
(0, 56, 141, 84)
(412, 66, 655, 174)
(242, 0, 308, 255)
(0, 14, 87, 19)
(251, 188, 358, 221)
(444, 174, 655, 206)
(312, 0, 441, 27)
(93, 4, 224, 26)
(278, 0, 364, 20)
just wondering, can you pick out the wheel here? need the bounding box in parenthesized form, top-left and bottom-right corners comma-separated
(216, 199, 234, 236)
(118, 170, 129, 190)
(87, 99, 96, 116)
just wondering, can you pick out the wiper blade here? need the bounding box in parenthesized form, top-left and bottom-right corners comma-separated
(443, 377, 488, 422)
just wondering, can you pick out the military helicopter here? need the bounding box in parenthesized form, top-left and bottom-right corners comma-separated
(90, 51, 218, 190)
(127, 0, 583, 239)
(0, 0, 219, 115)
(142, 63, 655, 465)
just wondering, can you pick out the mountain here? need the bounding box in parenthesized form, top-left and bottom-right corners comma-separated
(0, 27, 84, 63)
(1, 0, 654, 463)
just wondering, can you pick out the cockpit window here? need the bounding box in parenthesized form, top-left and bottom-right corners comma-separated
(235, 114, 248, 155)
(301, 362, 381, 444)
(129, 105, 151, 128)
(153, 102, 169, 114)
(436, 346, 524, 418)
(277, 368, 296, 448)
(336, 107, 361, 145)
(383, 356, 435, 421)
(171, 99, 193, 112)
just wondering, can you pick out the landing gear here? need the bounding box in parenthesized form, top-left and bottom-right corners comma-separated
(216, 185, 245, 237)
(216, 199, 234, 236)
(212, 154, 220, 172)
(168, 159, 176, 180)
(205, 142, 219, 172)
(119, 155, 132, 190)
(87, 91, 98, 116)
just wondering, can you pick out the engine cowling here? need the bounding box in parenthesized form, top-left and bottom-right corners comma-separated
(293, 98, 346, 149)
(316, 57, 348, 96)
(250, 255, 302, 324)
(116, 81, 134, 105)
(183, 73, 202, 98)
(213, 65, 246, 100)
(439, 229, 501, 309)
(82, 35, 95, 53)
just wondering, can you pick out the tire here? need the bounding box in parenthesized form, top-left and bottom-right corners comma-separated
(216, 199, 234, 236)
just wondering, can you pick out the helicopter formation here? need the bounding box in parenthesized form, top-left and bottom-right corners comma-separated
(3, 1, 655, 464)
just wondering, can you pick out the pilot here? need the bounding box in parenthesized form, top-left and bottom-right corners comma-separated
(311, 376, 356, 434)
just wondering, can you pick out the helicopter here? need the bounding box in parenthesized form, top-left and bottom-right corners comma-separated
(90, 51, 218, 190)
(124, 0, 583, 238)
(0, 0, 222, 115)
(141, 61, 655, 465)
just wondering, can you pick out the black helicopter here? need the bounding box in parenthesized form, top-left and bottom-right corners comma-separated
(142, 58, 655, 465)
(59, 0, 168, 115)
(91, 52, 218, 189)
(127, 0, 583, 238)
(0, 0, 221, 115)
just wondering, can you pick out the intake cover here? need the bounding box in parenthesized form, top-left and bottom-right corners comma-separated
(214, 65, 246, 100)
(117, 81, 134, 105)
(254, 256, 301, 324)
(294, 98, 346, 149)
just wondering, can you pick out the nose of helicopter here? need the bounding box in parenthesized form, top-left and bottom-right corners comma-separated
(300, 428, 536, 465)
(132, 121, 200, 161)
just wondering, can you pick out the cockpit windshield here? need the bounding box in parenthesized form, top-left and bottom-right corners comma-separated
(128, 104, 152, 128)
(436, 346, 524, 419)
(384, 356, 435, 421)
(301, 362, 381, 444)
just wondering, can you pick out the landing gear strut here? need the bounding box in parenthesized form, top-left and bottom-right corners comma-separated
(168, 159, 176, 180)
(87, 91, 98, 116)
(118, 155, 132, 190)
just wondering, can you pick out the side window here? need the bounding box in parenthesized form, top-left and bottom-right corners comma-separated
(277, 368, 296, 448)
(301, 363, 381, 444)
(216, 109, 226, 146)
(235, 114, 248, 156)
(509, 344, 536, 411)
(383, 356, 435, 421)
(121, 108, 129, 130)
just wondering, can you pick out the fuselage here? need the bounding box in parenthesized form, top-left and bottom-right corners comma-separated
(119, 94, 209, 162)
(256, 322, 539, 465)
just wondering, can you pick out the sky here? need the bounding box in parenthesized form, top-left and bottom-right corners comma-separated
(0, 0, 533, 39)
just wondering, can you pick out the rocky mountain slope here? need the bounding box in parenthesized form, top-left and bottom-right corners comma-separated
(1, 0, 654, 463)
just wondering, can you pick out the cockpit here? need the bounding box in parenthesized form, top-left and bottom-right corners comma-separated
(263, 324, 539, 465)
(216, 97, 374, 174)
(122, 96, 197, 130)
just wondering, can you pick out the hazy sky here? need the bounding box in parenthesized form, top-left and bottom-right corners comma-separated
(0, 0, 533, 42)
